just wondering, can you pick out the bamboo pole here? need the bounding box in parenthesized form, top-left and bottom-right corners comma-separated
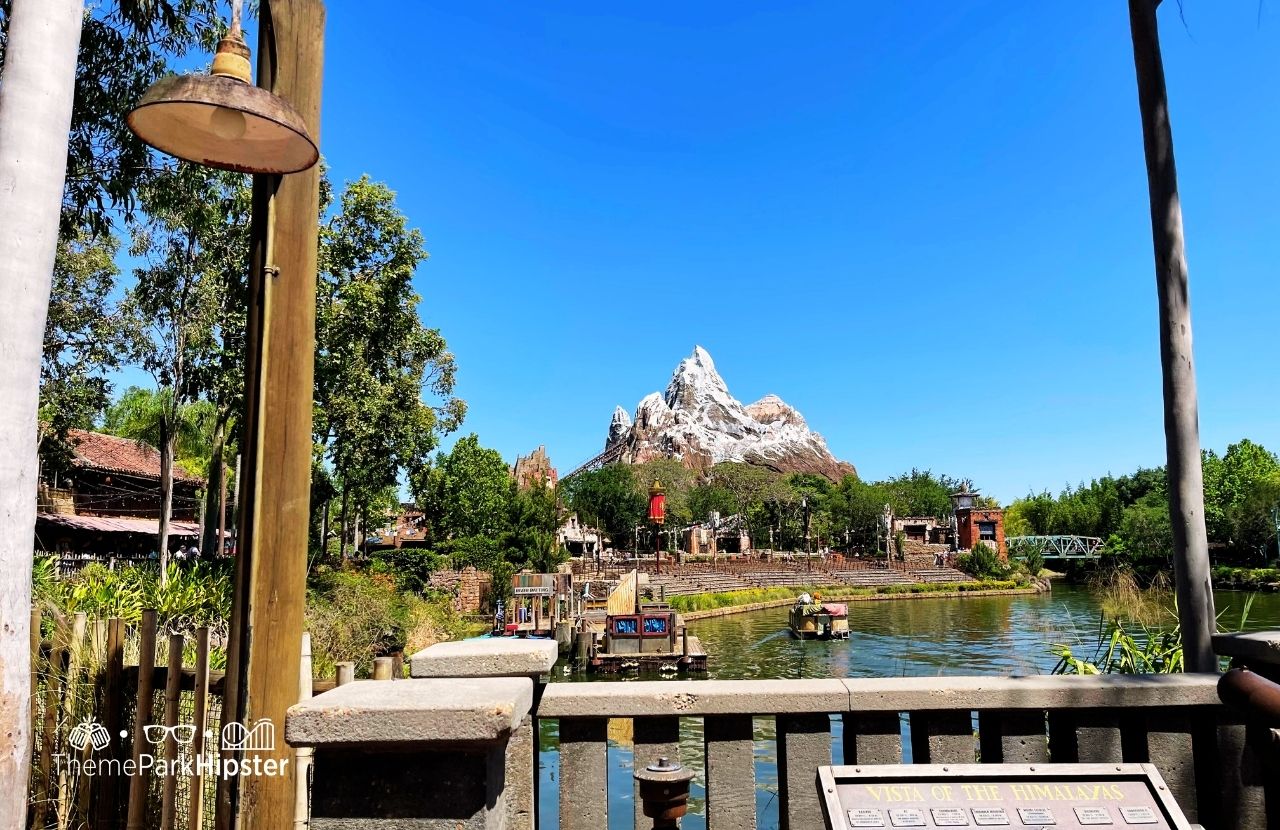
(125, 610, 158, 830)
(187, 627, 211, 830)
(97, 617, 125, 830)
(220, 3, 326, 828)
(33, 615, 68, 829)
(160, 633, 184, 829)
(56, 613, 88, 830)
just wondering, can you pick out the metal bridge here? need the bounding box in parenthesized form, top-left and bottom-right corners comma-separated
(1006, 535, 1104, 560)
(562, 443, 625, 480)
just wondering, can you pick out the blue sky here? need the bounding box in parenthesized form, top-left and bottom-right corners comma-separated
(258, 3, 1277, 502)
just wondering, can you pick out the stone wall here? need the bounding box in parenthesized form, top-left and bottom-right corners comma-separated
(427, 567, 492, 613)
(956, 508, 1007, 558)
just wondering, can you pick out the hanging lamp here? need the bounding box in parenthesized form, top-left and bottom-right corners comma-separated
(126, 0, 318, 174)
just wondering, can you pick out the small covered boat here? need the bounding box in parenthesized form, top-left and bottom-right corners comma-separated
(788, 593, 849, 640)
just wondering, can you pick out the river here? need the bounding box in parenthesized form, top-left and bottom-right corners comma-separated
(537, 586, 1280, 829)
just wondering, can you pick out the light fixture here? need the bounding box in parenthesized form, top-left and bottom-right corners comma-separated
(126, 1, 318, 174)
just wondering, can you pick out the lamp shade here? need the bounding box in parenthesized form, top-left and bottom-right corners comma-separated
(127, 73, 318, 174)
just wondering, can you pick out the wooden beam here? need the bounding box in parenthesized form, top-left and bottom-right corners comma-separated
(219, 2, 325, 828)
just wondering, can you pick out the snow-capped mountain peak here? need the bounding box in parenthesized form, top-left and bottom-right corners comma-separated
(603, 347, 855, 481)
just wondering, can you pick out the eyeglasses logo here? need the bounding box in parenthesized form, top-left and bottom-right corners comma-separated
(143, 724, 198, 745)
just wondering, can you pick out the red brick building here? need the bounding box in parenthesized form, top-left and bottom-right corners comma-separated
(951, 487, 1006, 559)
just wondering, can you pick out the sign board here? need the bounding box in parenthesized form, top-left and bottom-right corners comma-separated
(818, 764, 1193, 830)
(511, 586, 555, 596)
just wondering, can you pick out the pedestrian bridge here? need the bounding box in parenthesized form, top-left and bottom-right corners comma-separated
(1007, 534, 1104, 559)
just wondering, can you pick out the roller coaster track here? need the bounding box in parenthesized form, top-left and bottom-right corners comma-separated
(562, 443, 625, 480)
(1006, 535, 1104, 560)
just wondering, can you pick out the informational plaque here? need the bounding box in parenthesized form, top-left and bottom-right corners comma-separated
(817, 764, 1193, 830)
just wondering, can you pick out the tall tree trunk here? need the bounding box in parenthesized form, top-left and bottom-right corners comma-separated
(203, 416, 227, 557)
(338, 484, 349, 560)
(320, 498, 330, 558)
(0, 1, 84, 826)
(158, 422, 175, 584)
(1128, 0, 1216, 672)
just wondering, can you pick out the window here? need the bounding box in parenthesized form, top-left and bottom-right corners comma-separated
(613, 617, 638, 635)
(978, 521, 996, 542)
(643, 616, 668, 635)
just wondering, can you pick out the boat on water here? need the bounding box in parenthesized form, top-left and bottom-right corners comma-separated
(788, 593, 849, 640)
(573, 569, 708, 674)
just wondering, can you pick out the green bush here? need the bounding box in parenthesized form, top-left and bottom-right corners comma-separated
(955, 543, 1010, 579)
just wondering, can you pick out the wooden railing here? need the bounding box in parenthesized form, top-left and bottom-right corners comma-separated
(538, 674, 1263, 830)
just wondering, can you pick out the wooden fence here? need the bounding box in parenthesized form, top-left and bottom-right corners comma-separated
(27, 609, 383, 830)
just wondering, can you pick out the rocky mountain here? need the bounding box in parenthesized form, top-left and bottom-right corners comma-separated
(603, 346, 856, 482)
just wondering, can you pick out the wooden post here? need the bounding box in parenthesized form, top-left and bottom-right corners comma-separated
(34, 615, 68, 830)
(294, 633, 313, 830)
(160, 633, 184, 830)
(56, 612, 88, 830)
(219, 2, 325, 829)
(188, 627, 211, 830)
(334, 663, 354, 687)
(96, 618, 125, 830)
(126, 610, 158, 830)
(372, 657, 392, 681)
(1127, 0, 1216, 672)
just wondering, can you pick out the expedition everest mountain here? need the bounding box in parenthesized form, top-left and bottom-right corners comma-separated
(601, 346, 856, 482)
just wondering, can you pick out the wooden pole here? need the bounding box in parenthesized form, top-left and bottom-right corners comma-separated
(96, 618, 125, 830)
(56, 612, 88, 830)
(372, 657, 392, 681)
(160, 633, 184, 830)
(334, 663, 354, 687)
(126, 611, 158, 830)
(1128, 0, 1216, 672)
(188, 627, 210, 830)
(219, 3, 325, 829)
(294, 633, 313, 830)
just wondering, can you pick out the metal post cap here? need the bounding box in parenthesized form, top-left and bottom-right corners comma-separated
(635, 756, 695, 784)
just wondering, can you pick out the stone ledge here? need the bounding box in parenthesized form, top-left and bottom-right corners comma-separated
(410, 638, 558, 678)
(538, 674, 1222, 718)
(286, 677, 532, 747)
(1213, 631, 1280, 666)
(840, 673, 1221, 711)
(538, 678, 850, 717)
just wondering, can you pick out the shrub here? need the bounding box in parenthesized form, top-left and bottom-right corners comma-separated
(956, 543, 1009, 579)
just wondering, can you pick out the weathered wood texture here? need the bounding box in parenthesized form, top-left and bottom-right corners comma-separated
(222, 2, 325, 830)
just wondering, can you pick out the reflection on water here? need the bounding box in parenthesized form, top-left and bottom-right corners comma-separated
(538, 586, 1279, 830)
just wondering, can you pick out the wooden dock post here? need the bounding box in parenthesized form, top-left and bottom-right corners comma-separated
(188, 627, 211, 830)
(160, 632, 184, 830)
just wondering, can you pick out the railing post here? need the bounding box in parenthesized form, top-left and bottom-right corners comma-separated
(410, 638, 557, 830)
(286, 676, 533, 829)
(1212, 632, 1280, 830)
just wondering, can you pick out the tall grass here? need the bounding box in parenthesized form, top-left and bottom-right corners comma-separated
(667, 580, 1024, 613)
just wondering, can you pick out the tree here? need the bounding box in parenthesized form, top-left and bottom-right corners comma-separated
(315, 176, 464, 555)
(0, 1, 83, 822)
(1129, 0, 1215, 670)
(418, 434, 512, 542)
(39, 233, 131, 476)
(562, 464, 646, 549)
(124, 164, 246, 579)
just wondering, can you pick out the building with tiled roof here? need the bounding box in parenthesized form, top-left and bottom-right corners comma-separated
(36, 429, 207, 557)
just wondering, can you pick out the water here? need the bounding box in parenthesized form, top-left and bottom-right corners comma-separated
(536, 587, 1280, 829)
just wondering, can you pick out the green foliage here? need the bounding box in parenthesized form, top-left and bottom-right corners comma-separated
(667, 579, 1023, 612)
(1051, 618, 1183, 675)
(367, 548, 448, 594)
(956, 542, 1009, 579)
(39, 233, 131, 475)
(1008, 538, 1045, 576)
(36, 560, 232, 636)
(315, 176, 464, 528)
(416, 434, 511, 540)
(561, 464, 645, 547)
(306, 568, 469, 678)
